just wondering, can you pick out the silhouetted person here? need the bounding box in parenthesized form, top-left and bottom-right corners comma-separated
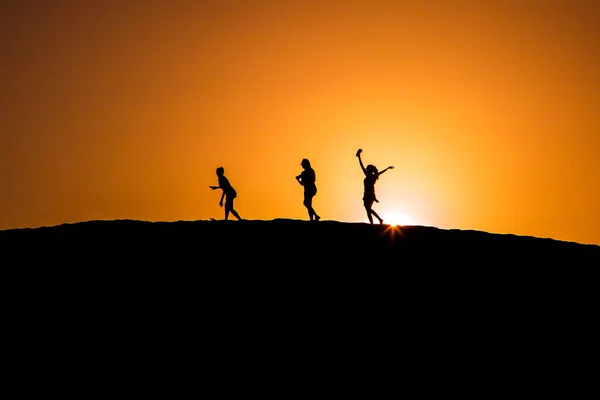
(209, 167, 242, 220)
(296, 158, 321, 221)
(356, 149, 394, 224)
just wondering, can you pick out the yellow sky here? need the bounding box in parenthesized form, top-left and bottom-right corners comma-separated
(1, 0, 599, 245)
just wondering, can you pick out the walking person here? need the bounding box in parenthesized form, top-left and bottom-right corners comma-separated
(296, 158, 321, 221)
(209, 166, 242, 220)
(356, 149, 394, 224)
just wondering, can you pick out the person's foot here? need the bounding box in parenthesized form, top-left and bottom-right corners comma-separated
(315, 215, 321, 221)
(379, 219, 383, 224)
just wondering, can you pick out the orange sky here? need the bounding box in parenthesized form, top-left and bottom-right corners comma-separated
(1, 0, 599, 245)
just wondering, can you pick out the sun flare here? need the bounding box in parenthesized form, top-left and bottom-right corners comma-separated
(384, 212, 415, 227)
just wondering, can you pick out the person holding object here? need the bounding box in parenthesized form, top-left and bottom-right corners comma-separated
(356, 149, 394, 224)
(209, 166, 242, 220)
(296, 158, 321, 221)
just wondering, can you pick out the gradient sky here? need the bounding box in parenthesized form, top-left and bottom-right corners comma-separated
(2, 0, 599, 245)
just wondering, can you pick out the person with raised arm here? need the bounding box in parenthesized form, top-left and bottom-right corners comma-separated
(356, 149, 394, 224)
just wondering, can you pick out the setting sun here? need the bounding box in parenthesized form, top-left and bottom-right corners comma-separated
(384, 212, 415, 227)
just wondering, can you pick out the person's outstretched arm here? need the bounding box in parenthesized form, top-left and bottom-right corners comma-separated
(356, 149, 367, 175)
(378, 165, 394, 176)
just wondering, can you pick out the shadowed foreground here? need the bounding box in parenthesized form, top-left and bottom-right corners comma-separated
(3, 217, 598, 327)
(3, 218, 598, 377)
(2, 218, 597, 264)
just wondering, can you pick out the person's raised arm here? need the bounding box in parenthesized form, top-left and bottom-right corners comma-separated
(356, 149, 367, 175)
(378, 165, 394, 176)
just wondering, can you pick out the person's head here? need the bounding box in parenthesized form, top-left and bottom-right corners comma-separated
(366, 164, 378, 176)
(216, 167, 224, 176)
(301, 158, 311, 169)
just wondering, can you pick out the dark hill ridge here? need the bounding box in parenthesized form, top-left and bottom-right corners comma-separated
(2, 218, 597, 390)
(3, 218, 598, 355)
(3, 217, 598, 327)
(1, 218, 598, 264)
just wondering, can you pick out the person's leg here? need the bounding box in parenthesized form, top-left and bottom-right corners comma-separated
(364, 200, 374, 224)
(225, 198, 240, 220)
(230, 200, 242, 220)
(307, 202, 316, 220)
(304, 195, 314, 220)
(308, 206, 319, 221)
(312, 210, 320, 221)
(310, 194, 320, 221)
(223, 197, 230, 220)
(306, 192, 320, 221)
(371, 209, 383, 224)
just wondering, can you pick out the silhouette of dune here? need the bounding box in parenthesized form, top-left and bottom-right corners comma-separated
(3, 218, 597, 371)
(2, 218, 597, 266)
(3, 218, 597, 330)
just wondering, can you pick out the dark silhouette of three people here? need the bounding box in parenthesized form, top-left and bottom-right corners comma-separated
(209, 166, 242, 221)
(210, 150, 393, 224)
(296, 158, 321, 221)
(356, 149, 394, 224)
